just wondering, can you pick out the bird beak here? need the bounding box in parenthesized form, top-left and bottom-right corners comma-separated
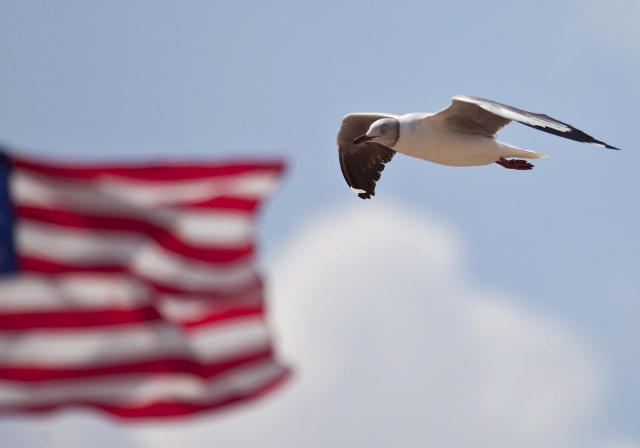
(352, 134, 375, 145)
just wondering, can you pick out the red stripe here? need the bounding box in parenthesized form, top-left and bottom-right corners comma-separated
(143, 274, 264, 296)
(19, 257, 126, 274)
(157, 291, 264, 306)
(156, 291, 264, 309)
(181, 303, 264, 328)
(13, 158, 285, 181)
(0, 301, 264, 330)
(156, 233, 254, 263)
(0, 307, 163, 330)
(0, 369, 290, 419)
(17, 206, 167, 233)
(0, 349, 277, 381)
(188, 196, 264, 211)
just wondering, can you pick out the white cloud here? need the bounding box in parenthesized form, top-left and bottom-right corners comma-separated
(2, 201, 636, 447)
(128, 201, 636, 448)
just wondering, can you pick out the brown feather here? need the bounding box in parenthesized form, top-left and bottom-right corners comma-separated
(337, 113, 399, 199)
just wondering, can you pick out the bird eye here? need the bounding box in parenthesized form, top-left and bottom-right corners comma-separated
(381, 127, 387, 133)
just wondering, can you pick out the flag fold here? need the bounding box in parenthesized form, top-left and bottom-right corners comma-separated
(0, 154, 289, 419)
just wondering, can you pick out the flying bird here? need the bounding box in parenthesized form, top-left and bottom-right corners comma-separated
(337, 95, 618, 199)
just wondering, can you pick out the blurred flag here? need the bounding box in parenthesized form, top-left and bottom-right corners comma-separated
(0, 153, 290, 419)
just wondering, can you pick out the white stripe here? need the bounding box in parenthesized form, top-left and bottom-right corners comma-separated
(17, 221, 145, 265)
(95, 172, 282, 206)
(16, 221, 257, 290)
(132, 244, 257, 292)
(12, 171, 171, 217)
(19, 211, 255, 249)
(14, 172, 258, 246)
(0, 318, 270, 366)
(175, 211, 254, 246)
(0, 272, 261, 321)
(0, 359, 284, 407)
(12, 170, 280, 211)
(0, 274, 150, 311)
(188, 318, 269, 359)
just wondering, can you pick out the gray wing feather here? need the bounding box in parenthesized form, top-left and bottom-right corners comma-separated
(337, 113, 399, 199)
(429, 97, 511, 137)
(434, 95, 618, 149)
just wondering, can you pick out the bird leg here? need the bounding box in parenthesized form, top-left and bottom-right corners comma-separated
(495, 157, 534, 170)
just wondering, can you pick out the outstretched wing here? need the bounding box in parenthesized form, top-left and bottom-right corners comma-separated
(431, 95, 618, 149)
(337, 113, 400, 199)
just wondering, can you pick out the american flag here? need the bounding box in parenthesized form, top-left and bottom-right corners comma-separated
(0, 153, 290, 419)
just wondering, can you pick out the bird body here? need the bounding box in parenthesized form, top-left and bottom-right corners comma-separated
(394, 113, 547, 166)
(337, 96, 618, 199)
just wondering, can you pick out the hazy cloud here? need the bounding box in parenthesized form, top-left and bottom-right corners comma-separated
(129, 202, 636, 448)
(2, 202, 635, 447)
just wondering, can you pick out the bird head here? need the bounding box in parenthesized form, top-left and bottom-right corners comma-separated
(352, 118, 400, 148)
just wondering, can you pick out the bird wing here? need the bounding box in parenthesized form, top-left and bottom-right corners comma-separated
(430, 95, 618, 149)
(337, 113, 400, 199)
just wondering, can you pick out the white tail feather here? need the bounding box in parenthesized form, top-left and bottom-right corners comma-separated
(499, 142, 550, 160)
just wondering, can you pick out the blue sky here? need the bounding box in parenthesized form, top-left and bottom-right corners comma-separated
(0, 1, 638, 446)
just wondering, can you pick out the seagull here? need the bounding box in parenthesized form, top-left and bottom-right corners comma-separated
(337, 95, 618, 199)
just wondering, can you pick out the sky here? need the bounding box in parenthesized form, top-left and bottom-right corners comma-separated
(0, 0, 639, 446)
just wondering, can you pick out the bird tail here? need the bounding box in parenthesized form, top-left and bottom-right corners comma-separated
(499, 142, 550, 160)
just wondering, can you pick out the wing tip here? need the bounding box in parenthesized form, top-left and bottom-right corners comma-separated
(591, 142, 620, 150)
(451, 95, 621, 150)
(351, 186, 373, 199)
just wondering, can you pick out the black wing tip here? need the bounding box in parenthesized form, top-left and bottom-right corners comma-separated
(586, 140, 619, 150)
(452, 97, 620, 151)
(586, 137, 619, 150)
(582, 140, 619, 150)
(519, 122, 619, 151)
